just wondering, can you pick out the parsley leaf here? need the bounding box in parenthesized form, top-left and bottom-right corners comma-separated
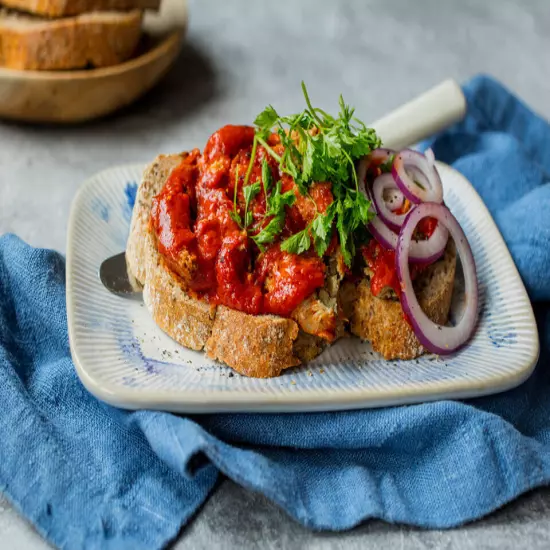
(252, 180, 296, 249)
(302, 138, 316, 182)
(252, 215, 285, 249)
(261, 158, 273, 197)
(229, 211, 242, 226)
(254, 105, 279, 133)
(355, 190, 373, 225)
(266, 180, 296, 214)
(242, 181, 261, 229)
(281, 227, 311, 255)
(243, 181, 261, 205)
(312, 203, 337, 257)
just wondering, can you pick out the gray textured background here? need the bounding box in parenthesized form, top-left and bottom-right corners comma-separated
(1, 0, 550, 548)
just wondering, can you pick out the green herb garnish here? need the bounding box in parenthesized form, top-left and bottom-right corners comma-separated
(231, 167, 262, 230)
(234, 83, 379, 265)
(251, 82, 380, 264)
(230, 165, 243, 227)
(252, 174, 296, 250)
(380, 154, 395, 174)
(311, 201, 337, 257)
(280, 227, 311, 255)
(243, 181, 261, 228)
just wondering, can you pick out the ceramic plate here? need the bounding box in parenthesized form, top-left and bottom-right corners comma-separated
(66, 162, 539, 413)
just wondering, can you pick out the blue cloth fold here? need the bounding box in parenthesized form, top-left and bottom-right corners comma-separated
(1, 75, 550, 549)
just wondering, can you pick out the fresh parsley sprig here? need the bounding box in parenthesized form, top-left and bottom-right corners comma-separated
(230, 164, 262, 230)
(243, 182, 261, 228)
(252, 83, 380, 265)
(252, 160, 296, 250)
(232, 84, 380, 265)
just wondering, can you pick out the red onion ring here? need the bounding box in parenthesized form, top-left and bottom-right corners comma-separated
(392, 149, 444, 205)
(368, 148, 396, 165)
(371, 173, 408, 231)
(368, 213, 449, 265)
(396, 202, 478, 355)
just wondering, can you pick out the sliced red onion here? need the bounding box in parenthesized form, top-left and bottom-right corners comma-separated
(371, 173, 408, 231)
(392, 149, 443, 205)
(369, 148, 395, 165)
(368, 211, 449, 265)
(396, 202, 478, 355)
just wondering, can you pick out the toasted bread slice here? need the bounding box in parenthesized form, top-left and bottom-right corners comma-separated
(0, 0, 159, 17)
(348, 241, 457, 360)
(0, 9, 142, 70)
(127, 154, 332, 378)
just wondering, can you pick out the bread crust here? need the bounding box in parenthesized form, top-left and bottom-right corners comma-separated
(0, 0, 159, 17)
(350, 241, 457, 359)
(143, 258, 217, 351)
(0, 10, 142, 70)
(126, 153, 183, 286)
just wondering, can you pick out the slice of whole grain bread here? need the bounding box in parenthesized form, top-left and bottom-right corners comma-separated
(0, 0, 159, 17)
(0, 9, 142, 70)
(126, 154, 332, 378)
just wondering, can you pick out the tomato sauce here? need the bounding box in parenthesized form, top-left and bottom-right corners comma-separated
(393, 200, 438, 238)
(150, 125, 328, 317)
(150, 150, 200, 279)
(362, 216, 436, 299)
(255, 246, 326, 316)
(362, 239, 402, 297)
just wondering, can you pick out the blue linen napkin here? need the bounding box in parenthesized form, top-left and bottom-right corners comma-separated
(1, 75, 550, 549)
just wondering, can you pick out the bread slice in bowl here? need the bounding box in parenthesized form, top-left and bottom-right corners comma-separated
(0, 0, 159, 17)
(0, 9, 142, 70)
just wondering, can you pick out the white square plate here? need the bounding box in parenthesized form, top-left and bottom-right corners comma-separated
(67, 162, 539, 413)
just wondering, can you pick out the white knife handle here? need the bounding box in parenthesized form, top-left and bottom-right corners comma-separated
(370, 79, 467, 150)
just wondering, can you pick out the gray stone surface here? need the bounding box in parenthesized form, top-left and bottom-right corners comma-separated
(1, 0, 549, 548)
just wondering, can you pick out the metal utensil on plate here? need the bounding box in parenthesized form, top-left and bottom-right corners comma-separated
(99, 251, 142, 298)
(100, 79, 467, 298)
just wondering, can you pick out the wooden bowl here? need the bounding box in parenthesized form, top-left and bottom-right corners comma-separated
(0, 0, 188, 123)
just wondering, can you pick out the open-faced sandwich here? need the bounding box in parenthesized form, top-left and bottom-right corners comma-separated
(127, 84, 478, 378)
